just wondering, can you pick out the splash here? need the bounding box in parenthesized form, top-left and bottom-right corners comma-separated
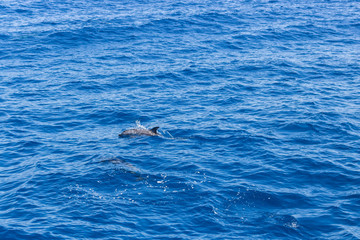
(135, 120, 147, 129)
(160, 130, 174, 139)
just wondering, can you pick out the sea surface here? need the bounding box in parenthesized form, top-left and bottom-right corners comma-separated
(1, 0, 360, 239)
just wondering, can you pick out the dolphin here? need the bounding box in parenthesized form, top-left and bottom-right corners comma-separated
(119, 127, 161, 137)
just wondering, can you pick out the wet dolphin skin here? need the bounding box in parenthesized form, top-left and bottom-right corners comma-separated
(119, 127, 160, 137)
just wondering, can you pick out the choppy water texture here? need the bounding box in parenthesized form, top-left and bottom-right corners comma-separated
(1, 0, 360, 239)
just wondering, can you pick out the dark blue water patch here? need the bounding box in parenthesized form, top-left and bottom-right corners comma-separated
(81, 109, 145, 125)
(14, 7, 34, 15)
(4, 116, 32, 128)
(140, 18, 189, 34)
(45, 28, 101, 46)
(0, 34, 10, 42)
(0, 227, 55, 240)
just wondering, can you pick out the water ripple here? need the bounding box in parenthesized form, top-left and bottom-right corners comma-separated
(1, 0, 360, 239)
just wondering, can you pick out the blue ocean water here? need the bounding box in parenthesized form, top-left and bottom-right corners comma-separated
(1, 0, 360, 239)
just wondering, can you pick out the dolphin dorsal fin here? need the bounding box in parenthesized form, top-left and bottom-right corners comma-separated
(150, 127, 159, 134)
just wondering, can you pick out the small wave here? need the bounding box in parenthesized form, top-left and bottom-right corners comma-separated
(45, 27, 102, 46)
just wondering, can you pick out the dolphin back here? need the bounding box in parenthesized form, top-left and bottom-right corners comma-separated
(119, 127, 160, 137)
(150, 127, 159, 134)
